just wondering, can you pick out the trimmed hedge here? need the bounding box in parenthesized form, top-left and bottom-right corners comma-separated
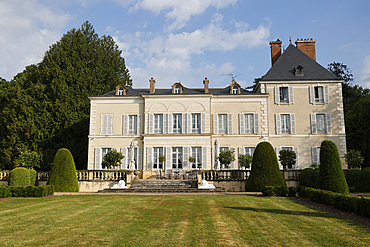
(29, 169, 38, 186)
(317, 140, 349, 194)
(246, 142, 287, 192)
(47, 148, 79, 192)
(297, 186, 370, 218)
(9, 168, 30, 186)
(0, 185, 54, 198)
(299, 168, 319, 188)
(261, 186, 288, 197)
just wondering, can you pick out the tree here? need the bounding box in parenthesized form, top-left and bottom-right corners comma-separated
(238, 154, 253, 169)
(317, 140, 349, 194)
(0, 21, 131, 170)
(245, 142, 286, 192)
(101, 150, 124, 170)
(345, 150, 364, 169)
(16, 150, 41, 169)
(278, 149, 296, 169)
(217, 149, 235, 169)
(47, 148, 79, 192)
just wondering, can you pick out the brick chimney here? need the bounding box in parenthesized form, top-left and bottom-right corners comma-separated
(149, 77, 155, 94)
(203, 77, 209, 93)
(295, 38, 316, 61)
(269, 39, 282, 66)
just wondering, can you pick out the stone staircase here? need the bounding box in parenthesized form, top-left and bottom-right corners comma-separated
(98, 179, 224, 193)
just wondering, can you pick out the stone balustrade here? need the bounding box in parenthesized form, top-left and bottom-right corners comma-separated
(201, 169, 300, 181)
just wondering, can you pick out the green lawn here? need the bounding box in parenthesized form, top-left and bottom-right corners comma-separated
(1, 195, 369, 246)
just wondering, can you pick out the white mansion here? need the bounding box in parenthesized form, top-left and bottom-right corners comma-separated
(87, 38, 346, 179)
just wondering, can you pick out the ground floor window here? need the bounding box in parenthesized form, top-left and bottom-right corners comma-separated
(245, 147, 255, 156)
(153, 147, 163, 169)
(191, 147, 201, 169)
(172, 147, 183, 169)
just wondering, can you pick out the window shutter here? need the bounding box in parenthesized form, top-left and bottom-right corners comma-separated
(120, 147, 127, 169)
(230, 147, 235, 169)
(202, 146, 207, 170)
(165, 146, 172, 170)
(276, 147, 282, 169)
(108, 115, 113, 135)
(187, 113, 191, 133)
(201, 113, 206, 133)
(227, 113, 232, 134)
(94, 147, 102, 170)
(146, 147, 153, 170)
(137, 114, 142, 135)
(276, 114, 281, 134)
(238, 147, 245, 156)
(274, 86, 279, 104)
(182, 113, 187, 134)
(101, 115, 106, 135)
(290, 114, 296, 134)
(216, 140, 220, 169)
(239, 113, 245, 134)
(289, 86, 294, 104)
(326, 113, 332, 134)
(254, 113, 259, 134)
(324, 86, 329, 103)
(294, 147, 299, 169)
(123, 115, 128, 135)
(183, 146, 190, 170)
(312, 147, 318, 165)
(168, 113, 173, 134)
(311, 113, 317, 134)
(163, 113, 168, 134)
(212, 146, 216, 170)
(149, 113, 154, 134)
(309, 86, 314, 104)
(213, 113, 219, 134)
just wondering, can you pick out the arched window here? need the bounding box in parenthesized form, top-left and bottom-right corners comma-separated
(174, 85, 180, 94)
(118, 87, 124, 95)
(232, 86, 238, 94)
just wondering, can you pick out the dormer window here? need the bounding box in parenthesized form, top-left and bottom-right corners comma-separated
(115, 85, 126, 96)
(172, 83, 183, 94)
(294, 65, 304, 77)
(232, 86, 238, 94)
(229, 80, 241, 94)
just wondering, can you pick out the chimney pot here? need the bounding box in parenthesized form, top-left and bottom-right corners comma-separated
(295, 38, 316, 61)
(149, 78, 156, 94)
(203, 77, 209, 93)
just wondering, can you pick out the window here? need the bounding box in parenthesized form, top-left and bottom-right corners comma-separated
(245, 114, 254, 134)
(191, 147, 201, 169)
(102, 148, 112, 158)
(314, 87, 323, 103)
(154, 114, 163, 134)
(245, 147, 255, 156)
(153, 147, 163, 169)
(118, 87, 124, 95)
(232, 86, 238, 94)
(281, 114, 290, 134)
(218, 114, 227, 134)
(312, 147, 321, 166)
(172, 147, 183, 169)
(311, 113, 332, 134)
(128, 115, 137, 135)
(275, 86, 293, 104)
(279, 87, 289, 103)
(102, 114, 113, 135)
(174, 85, 180, 94)
(192, 114, 200, 133)
(173, 114, 182, 133)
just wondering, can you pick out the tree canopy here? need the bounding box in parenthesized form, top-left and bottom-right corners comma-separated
(0, 21, 131, 170)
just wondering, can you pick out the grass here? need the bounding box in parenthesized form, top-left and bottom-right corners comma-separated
(1, 195, 369, 246)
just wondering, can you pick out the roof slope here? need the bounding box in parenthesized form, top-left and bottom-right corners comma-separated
(260, 44, 340, 81)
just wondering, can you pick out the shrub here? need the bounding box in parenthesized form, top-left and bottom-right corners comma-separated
(29, 169, 38, 186)
(317, 140, 349, 194)
(346, 169, 362, 191)
(47, 148, 79, 192)
(217, 149, 235, 169)
(246, 142, 286, 192)
(101, 149, 124, 170)
(361, 167, 370, 192)
(0, 186, 11, 198)
(262, 186, 275, 196)
(9, 168, 30, 186)
(345, 150, 364, 169)
(288, 187, 297, 197)
(238, 154, 253, 169)
(7, 185, 54, 197)
(275, 186, 287, 196)
(279, 149, 296, 169)
(299, 168, 319, 188)
(16, 150, 41, 169)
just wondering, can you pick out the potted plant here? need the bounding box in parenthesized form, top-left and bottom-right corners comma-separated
(198, 162, 202, 170)
(189, 156, 195, 168)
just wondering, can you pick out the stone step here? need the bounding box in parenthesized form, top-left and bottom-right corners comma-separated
(98, 187, 224, 193)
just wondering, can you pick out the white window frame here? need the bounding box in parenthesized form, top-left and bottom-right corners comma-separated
(153, 147, 164, 170)
(154, 114, 163, 134)
(232, 86, 238, 94)
(310, 85, 329, 104)
(281, 114, 290, 134)
(128, 115, 137, 135)
(173, 114, 182, 133)
(245, 114, 254, 134)
(118, 87, 124, 95)
(191, 147, 202, 169)
(218, 114, 227, 134)
(245, 147, 255, 156)
(276, 113, 296, 135)
(172, 147, 183, 170)
(192, 113, 200, 133)
(275, 86, 294, 104)
(310, 113, 332, 134)
(174, 85, 180, 94)
(101, 114, 113, 135)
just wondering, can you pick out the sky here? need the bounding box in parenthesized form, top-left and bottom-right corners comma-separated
(1, 0, 370, 89)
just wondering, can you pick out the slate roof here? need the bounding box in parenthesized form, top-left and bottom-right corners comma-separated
(260, 44, 340, 81)
(97, 85, 258, 97)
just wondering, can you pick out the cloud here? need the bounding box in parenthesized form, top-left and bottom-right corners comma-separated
(113, 14, 270, 88)
(360, 54, 370, 88)
(128, 0, 238, 31)
(0, 0, 70, 80)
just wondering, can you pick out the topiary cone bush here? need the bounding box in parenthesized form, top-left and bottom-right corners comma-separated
(317, 140, 349, 194)
(9, 167, 31, 186)
(47, 148, 79, 192)
(245, 142, 286, 192)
